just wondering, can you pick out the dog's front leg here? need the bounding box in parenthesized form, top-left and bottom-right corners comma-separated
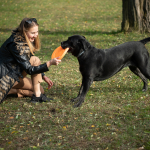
(73, 77, 93, 107)
(71, 85, 83, 102)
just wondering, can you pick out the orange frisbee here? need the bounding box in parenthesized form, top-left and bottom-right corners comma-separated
(51, 46, 69, 60)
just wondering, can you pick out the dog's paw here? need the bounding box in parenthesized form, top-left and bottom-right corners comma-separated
(142, 84, 148, 92)
(73, 102, 82, 108)
(70, 97, 79, 102)
(73, 99, 84, 108)
(142, 88, 147, 92)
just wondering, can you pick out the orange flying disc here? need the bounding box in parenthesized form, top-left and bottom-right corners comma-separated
(51, 46, 69, 60)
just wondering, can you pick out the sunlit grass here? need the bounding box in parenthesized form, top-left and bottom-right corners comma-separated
(0, 0, 150, 149)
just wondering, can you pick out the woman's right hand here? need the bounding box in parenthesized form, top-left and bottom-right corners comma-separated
(47, 57, 61, 67)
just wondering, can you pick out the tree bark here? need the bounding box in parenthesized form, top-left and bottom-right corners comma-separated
(121, 0, 150, 33)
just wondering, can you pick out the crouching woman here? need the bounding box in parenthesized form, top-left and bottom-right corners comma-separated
(0, 18, 61, 103)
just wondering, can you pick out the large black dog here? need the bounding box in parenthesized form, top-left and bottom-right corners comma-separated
(61, 35, 150, 107)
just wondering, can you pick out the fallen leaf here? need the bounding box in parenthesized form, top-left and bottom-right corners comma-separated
(9, 116, 14, 119)
(106, 123, 111, 126)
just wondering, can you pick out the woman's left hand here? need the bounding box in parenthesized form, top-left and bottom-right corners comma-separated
(43, 76, 53, 89)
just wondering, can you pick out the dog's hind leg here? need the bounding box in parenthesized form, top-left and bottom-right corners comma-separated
(129, 66, 148, 91)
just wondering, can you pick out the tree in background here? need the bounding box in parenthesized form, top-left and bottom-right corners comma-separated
(122, 0, 150, 33)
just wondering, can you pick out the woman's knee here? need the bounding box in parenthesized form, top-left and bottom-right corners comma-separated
(30, 56, 41, 66)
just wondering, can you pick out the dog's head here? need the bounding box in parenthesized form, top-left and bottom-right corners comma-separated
(61, 35, 90, 57)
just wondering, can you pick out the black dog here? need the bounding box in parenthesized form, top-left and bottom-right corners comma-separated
(61, 35, 150, 107)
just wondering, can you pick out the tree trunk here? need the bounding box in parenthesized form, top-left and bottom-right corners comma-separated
(121, 0, 150, 33)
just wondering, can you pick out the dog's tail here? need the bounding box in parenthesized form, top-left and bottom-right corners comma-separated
(140, 37, 150, 45)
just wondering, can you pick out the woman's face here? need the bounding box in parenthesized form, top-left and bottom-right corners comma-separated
(26, 25, 38, 42)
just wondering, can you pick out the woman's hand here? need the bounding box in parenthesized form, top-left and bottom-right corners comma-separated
(47, 57, 61, 67)
(43, 76, 53, 89)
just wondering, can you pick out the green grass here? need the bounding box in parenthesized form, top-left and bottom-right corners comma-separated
(0, 0, 150, 149)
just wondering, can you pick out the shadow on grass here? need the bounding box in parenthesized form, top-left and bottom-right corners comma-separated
(0, 28, 122, 36)
(40, 30, 122, 36)
(3, 83, 144, 112)
(46, 84, 143, 100)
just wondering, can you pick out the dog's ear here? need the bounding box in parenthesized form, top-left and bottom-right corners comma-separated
(79, 39, 90, 51)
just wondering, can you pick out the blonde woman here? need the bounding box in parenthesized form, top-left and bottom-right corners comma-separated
(0, 18, 61, 103)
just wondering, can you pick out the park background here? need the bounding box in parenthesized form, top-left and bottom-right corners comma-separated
(0, 0, 150, 149)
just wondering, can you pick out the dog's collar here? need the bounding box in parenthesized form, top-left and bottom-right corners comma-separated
(77, 50, 85, 58)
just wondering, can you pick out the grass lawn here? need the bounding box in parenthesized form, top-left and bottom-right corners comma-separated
(0, 0, 150, 149)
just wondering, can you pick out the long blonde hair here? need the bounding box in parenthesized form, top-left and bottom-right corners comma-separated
(14, 18, 41, 55)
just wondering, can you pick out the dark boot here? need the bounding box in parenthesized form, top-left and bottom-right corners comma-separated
(30, 93, 53, 103)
